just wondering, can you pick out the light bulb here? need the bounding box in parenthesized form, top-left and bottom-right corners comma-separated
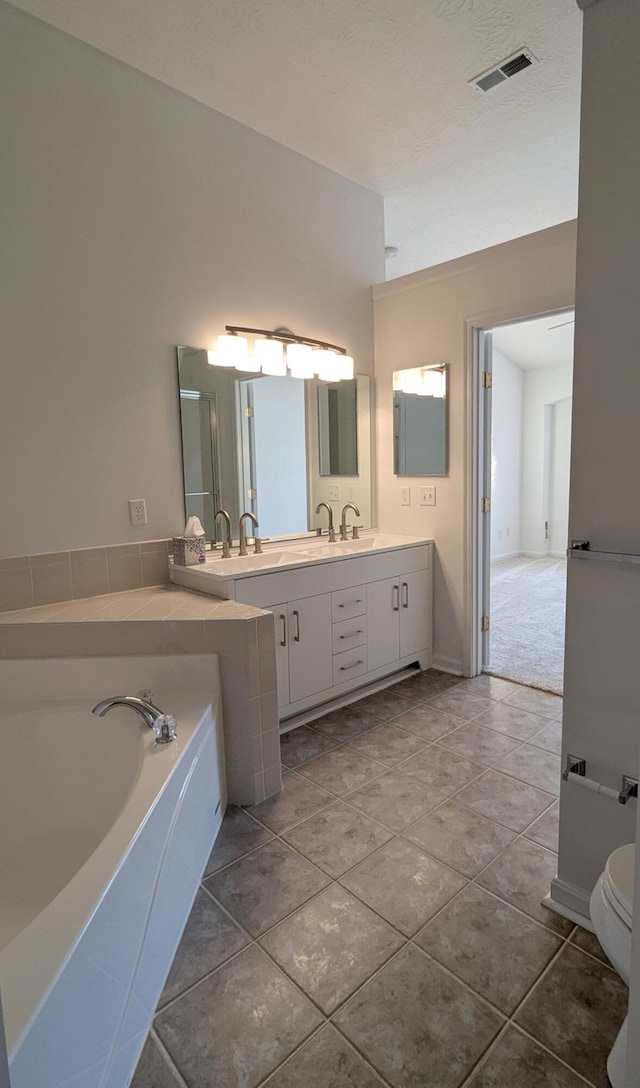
(255, 338, 286, 376)
(287, 343, 315, 379)
(336, 354, 354, 381)
(217, 334, 248, 367)
(314, 349, 342, 382)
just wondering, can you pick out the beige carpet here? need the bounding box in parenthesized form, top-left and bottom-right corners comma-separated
(487, 555, 567, 695)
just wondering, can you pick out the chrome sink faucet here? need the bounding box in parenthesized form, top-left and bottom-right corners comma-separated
(92, 696, 177, 743)
(214, 509, 233, 558)
(239, 511, 262, 556)
(316, 502, 336, 542)
(340, 503, 361, 541)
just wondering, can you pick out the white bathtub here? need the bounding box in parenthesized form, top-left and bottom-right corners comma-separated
(0, 654, 225, 1088)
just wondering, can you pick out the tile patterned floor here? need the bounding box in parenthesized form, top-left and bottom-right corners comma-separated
(131, 671, 628, 1088)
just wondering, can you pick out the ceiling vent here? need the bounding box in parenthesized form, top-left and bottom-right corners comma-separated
(470, 48, 538, 93)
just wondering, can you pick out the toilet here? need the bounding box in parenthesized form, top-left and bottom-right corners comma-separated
(590, 842, 634, 1087)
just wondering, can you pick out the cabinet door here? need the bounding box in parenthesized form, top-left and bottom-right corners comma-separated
(263, 602, 291, 709)
(366, 577, 400, 671)
(288, 594, 333, 703)
(399, 571, 432, 659)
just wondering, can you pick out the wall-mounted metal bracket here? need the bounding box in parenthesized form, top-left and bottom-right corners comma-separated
(619, 776, 638, 805)
(563, 754, 586, 781)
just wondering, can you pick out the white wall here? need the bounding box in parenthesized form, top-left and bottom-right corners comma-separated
(520, 363, 573, 556)
(373, 222, 577, 673)
(552, 0, 640, 925)
(491, 350, 523, 559)
(0, 3, 383, 558)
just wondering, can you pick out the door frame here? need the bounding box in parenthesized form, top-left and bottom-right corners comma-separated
(463, 297, 575, 677)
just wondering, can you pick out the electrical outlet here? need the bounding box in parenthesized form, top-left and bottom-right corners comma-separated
(419, 486, 436, 507)
(128, 499, 148, 526)
(400, 486, 411, 507)
(328, 485, 340, 501)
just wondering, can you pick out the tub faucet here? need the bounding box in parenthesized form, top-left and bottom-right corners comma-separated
(340, 503, 361, 541)
(315, 502, 336, 542)
(214, 509, 233, 558)
(239, 511, 262, 556)
(92, 696, 177, 743)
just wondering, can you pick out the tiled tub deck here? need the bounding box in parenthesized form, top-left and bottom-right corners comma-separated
(132, 670, 627, 1088)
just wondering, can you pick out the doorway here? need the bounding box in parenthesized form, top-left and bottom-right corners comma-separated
(474, 310, 574, 693)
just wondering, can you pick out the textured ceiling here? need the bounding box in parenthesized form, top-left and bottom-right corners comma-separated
(492, 312, 575, 370)
(8, 0, 583, 279)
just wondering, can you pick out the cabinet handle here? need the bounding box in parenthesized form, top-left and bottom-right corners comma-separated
(293, 609, 301, 642)
(340, 659, 364, 671)
(279, 614, 287, 647)
(392, 584, 400, 611)
(338, 599, 363, 608)
(339, 630, 364, 639)
(402, 582, 409, 608)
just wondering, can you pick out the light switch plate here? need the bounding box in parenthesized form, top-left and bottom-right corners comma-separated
(400, 486, 411, 506)
(328, 485, 340, 501)
(419, 486, 436, 507)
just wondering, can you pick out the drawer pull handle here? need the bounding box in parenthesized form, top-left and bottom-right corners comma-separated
(339, 599, 363, 608)
(393, 584, 400, 612)
(340, 659, 364, 671)
(279, 614, 287, 647)
(339, 630, 364, 639)
(402, 581, 409, 608)
(293, 609, 301, 642)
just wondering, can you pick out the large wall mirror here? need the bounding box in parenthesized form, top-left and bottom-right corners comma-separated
(177, 346, 372, 542)
(393, 364, 449, 476)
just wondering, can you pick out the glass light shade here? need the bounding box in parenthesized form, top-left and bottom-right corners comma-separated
(336, 354, 354, 381)
(234, 355, 261, 373)
(254, 338, 286, 376)
(217, 334, 248, 367)
(207, 350, 218, 366)
(287, 342, 315, 379)
(314, 348, 342, 382)
(421, 368, 445, 397)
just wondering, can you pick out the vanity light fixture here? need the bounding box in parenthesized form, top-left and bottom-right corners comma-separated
(215, 325, 354, 381)
(393, 365, 446, 398)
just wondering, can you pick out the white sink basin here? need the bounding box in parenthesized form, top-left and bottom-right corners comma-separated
(298, 533, 416, 558)
(195, 549, 308, 576)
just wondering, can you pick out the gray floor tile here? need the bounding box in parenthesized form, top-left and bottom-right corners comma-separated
(348, 722, 428, 766)
(311, 704, 381, 743)
(391, 703, 465, 742)
(415, 884, 561, 1014)
(264, 1025, 386, 1087)
(248, 770, 334, 833)
(282, 800, 393, 877)
(334, 944, 503, 1088)
(570, 925, 612, 968)
(503, 687, 563, 720)
(204, 839, 330, 937)
(354, 686, 420, 721)
(155, 944, 321, 1088)
(280, 724, 339, 767)
(476, 837, 573, 936)
(396, 745, 484, 795)
(455, 769, 555, 832)
(260, 885, 404, 1014)
(425, 688, 494, 721)
(403, 801, 515, 878)
(159, 888, 249, 1006)
(529, 718, 563, 755)
(297, 746, 386, 796)
(453, 675, 522, 702)
(344, 770, 448, 832)
(496, 744, 561, 795)
(340, 837, 467, 936)
(524, 801, 559, 853)
(467, 1025, 588, 1087)
(515, 944, 628, 1088)
(203, 805, 274, 875)
(130, 1035, 181, 1088)
(437, 721, 523, 766)
(471, 702, 550, 741)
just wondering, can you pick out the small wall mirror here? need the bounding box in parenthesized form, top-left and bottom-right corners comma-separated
(177, 347, 372, 542)
(393, 364, 448, 476)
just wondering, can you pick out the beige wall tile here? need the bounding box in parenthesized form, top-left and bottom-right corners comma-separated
(71, 556, 109, 600)
(107, 548, 143, 592)
(31, 556, 73, 606)
(0, 567, 34, 613)
(0, 555, 30, 571)
(262, 727, 281, 769)
(162, 620, 205, 653)
(264, 764, 282, 799)
(141, 548, 170, 587)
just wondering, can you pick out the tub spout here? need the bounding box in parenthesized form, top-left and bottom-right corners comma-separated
(92, 696, 177, 742)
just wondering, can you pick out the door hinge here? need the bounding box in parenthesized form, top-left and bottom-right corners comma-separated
(244, 407, 254, 418)
(481, 616, 490, 632)
(482, 371, 492, 388)
(247, 488, 257, 499)
(481, 497, 491, 514)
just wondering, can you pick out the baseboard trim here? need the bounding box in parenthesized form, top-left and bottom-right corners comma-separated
(431, 656, 463, 676)
(548, 877, 595, 931)
(490, 550, 521, 562)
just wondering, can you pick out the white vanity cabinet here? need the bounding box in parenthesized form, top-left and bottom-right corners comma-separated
(367, 571, 432, 671)
(266, 594, 333, 707)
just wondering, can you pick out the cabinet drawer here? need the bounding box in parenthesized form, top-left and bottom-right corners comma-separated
(332, 616, 367, 655)
(333, 647, 367, 685)
(332, 585, 367, 622)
